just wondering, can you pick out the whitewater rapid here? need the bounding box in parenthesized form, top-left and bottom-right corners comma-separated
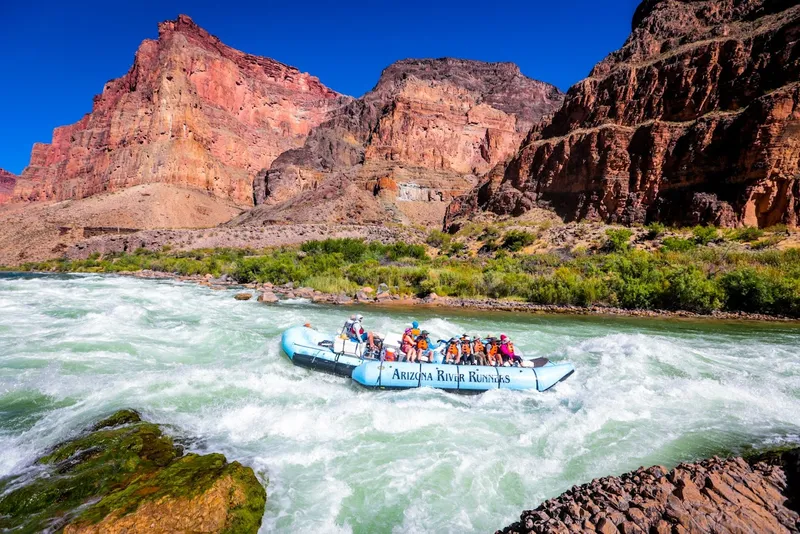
(0, 273, 799, 533)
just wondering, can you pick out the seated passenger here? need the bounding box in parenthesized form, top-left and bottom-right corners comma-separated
(342, 315, 356, 336)
(416, 331, 433, 362)
(459, 334, 474, 365)
(348, 314, 377, 351)
(401, 328, 418, 363)
(499, 334, 522, 366)
(410, 321, 421, 337)
(472, 336, 487, 366)
(486, 337, 500, 366)
(445, 338, 460, 364)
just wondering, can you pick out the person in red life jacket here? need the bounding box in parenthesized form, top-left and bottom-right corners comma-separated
(499, 334, 522, 366)
(348, 314, 377, 351)
(401, 328, 418, 363)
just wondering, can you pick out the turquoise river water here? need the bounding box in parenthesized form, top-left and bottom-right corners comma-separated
(0, 273, 799, 533)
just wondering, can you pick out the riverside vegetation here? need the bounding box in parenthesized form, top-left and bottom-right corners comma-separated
(7, 223, 800, 318)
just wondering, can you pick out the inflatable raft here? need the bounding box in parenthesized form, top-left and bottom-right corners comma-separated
(280, 325, 574, 392)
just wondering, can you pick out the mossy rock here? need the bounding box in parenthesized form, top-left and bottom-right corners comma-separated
(0, 410, 266, 534)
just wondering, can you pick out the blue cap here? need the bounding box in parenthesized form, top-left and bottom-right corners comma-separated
(412, 321, 419, 328)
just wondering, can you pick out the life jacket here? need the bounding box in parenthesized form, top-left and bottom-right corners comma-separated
(488, 344, 498, 357)
(460, 340, 472, 354)
(348, 321, 363, 339)
(416, 338, 429, 350)
(473, 340, 485, 353)
(410, 328, 421, 337)
(507, 342, 515, 355)
(447, 343, 459, 358)
(402, 333, 414, 351)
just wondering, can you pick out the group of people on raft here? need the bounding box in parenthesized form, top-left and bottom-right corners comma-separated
(342, 315, 524, 367)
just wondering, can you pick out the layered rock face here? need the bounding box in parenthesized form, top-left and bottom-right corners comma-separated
(0, 169, 16, 203)
(499, 451, 800, 534)
(13, 15, 347, 207)
(239, 58, 563, 227)
(448, 0, 800, 230)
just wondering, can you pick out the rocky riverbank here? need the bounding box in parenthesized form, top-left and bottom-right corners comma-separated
(0, 410, 266, 533)
(122, 270, 800, 323)
(498, 449, 800, 534)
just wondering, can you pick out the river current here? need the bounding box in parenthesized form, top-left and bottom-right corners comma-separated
(0, 273, 799, 533)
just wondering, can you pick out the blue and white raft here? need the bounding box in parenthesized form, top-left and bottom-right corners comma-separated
(281, 325, 575, 392)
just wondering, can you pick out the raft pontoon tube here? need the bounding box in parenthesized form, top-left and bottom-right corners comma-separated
(351, 360, 574, 392)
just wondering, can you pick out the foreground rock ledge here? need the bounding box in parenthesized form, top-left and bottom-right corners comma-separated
(498, 451, 800, 534)
(0, 409, 266, 533)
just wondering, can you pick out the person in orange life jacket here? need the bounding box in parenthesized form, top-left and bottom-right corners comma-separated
(444, 338, 460, 364)
(348, 314, 377, 350)
(486, 337, 500, 366)
(458, 334, 475, 365)
(499, 334, 522, 366)
(401, 328, 418, 363)
(416, 331, 434, 362)
(472, 336, 487, 366)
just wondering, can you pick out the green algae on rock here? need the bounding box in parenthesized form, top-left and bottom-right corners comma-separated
(0, 410, 266, 534)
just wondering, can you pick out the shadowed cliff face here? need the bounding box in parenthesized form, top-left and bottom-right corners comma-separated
(447, 0, 800, 230)
(239, 58, 564, 227)
(0, 169, 16, 203)
(12, 15, 348, 207)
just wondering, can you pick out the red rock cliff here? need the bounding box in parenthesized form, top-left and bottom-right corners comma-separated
(14, 15, 348, 207)
(238, 58, 563, 227)
(447, 0, 800, 230)
(0, 169, 17, 204)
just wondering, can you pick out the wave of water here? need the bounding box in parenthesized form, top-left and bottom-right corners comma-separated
(1, 273, 799, 533)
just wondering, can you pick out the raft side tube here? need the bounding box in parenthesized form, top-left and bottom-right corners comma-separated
(534, 362, 576, 392)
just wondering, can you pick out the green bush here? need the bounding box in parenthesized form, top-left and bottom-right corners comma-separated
(751, 236, 784, 250)
(719, 268, 777, 314)
(730, 226, 764, 242)
(501, 230, 536, 252)
(604, 228, 633, 253)
(661, 237, 696, 252)
(425, 230, 449, 248)
(663, 266, 722, 313)
(644, 222, 666, 240)
(692, 226, 719, 245)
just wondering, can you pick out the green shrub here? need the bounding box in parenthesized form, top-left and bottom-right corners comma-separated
(661, 237, 696, 252)
(751, 236, 784, 250)
(644, 222, 666, 240)
(692, 226, 719, 245)
(501, 230, 536, 252)
(663, 266, 722, 313)
(604, 228, 633, 253)
(719, 268, 777, 314)
(425, 230, 449, 248)
(730, 226, 764, 242)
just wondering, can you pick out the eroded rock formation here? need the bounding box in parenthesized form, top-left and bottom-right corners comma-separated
(447, 0, 800, 230)
(13, 15, 347, 207)
(498, 451, 800, 534)
(0, 410, 266, 533)
(0, 169, 16, 203)
(237, 58, 563, 227)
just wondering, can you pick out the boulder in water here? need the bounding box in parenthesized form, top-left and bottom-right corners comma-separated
(0, 410, 266, 533)
(258, 291, 279, 304)
(234, 293, 253, 301)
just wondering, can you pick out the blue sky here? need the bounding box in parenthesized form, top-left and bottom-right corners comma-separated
(0, 0, 640, 174)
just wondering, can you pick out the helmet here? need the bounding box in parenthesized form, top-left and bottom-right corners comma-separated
(473, 336, 480, 340)
(412, 321, 419, 329)
(356, 314, 364, 321)
(500, 334, 508, 341)
(421, 330, 429, 336)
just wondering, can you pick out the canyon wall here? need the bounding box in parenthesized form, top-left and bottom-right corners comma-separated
(447, 0, 800, 230)
(13, 15, 347, 207)
(236, 58, 564, 227)
(0, 169, 16, 203)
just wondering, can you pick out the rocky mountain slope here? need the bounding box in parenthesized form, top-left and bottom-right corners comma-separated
(447, 0, 800, 231)
(12, 15, 348, 207)
(499, 450, 800, 534)
(234, 58, 563, 227)
(0, 169, 16, 203)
